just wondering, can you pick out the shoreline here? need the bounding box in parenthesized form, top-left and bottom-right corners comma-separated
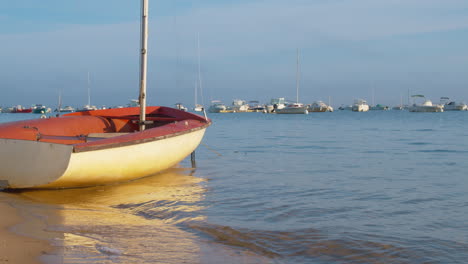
(0, 200, 52, 264)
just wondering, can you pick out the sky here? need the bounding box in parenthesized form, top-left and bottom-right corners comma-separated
(1, 0, 468, 108)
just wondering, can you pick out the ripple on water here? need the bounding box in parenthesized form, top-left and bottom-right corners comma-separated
(187, 223, 441, 264)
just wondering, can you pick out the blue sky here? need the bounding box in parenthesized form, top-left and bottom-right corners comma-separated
(1, 0, 468, 108)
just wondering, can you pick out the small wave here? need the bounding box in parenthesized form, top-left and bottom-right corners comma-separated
(408, 142, 430, 146)
(412, 129, 435, 132)
(95, 244, 123, 256)
(401, 197, 443, 205)
(362, 150, 385, 154)
(414, 149, 468, 153)
(188, 223, 431, 263)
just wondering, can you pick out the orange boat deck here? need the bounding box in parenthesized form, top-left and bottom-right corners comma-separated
(0, 107, 209, 151)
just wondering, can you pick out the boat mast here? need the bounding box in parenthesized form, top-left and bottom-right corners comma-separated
(372, 86, 375, 106)
(194, 81, 198, 107)
(197, 32, 204, 106)
(87, 71, 91, 106)
(296, 48, 300, 103)
(139, 0, 149, 131)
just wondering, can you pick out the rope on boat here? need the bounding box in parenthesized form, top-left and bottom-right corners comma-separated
(201, 142, 222, 156)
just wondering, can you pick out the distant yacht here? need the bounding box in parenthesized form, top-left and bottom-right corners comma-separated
(308, 101, 333, 112)
(175, 103, 188, 112)
(77, 104, 98, 112)
(392, 95, 406, 110)
(194, 104, 204, 112)
(12, 105, 32, 113)
(247, 101, 266, 112)
(56, 106, 75, 113)
(440, 97, 467, 111)
(1, 107, 14, 113)
(275, 102, 309, 114)
(338, 105, 352, 111)
(352, 99, 370, 112)
(392, 105, 405, 110)
(369, 104, 389, 110)
(208, 100, 227, 113)
(32, 104, 51, 114)
(230, 99, 249, 112)
(127, 99, 140, 107)
(408, 95, 443, 112)
(266, 98, 286, 113)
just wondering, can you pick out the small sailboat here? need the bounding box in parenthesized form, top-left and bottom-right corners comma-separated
(275, 49, 308, 115)
(56, 106, 75, 113)
(76, 72, 98, 112)
(0, 0, 210, 189)
(392, 95, 405, 110)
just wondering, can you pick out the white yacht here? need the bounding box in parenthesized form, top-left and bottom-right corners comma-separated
(308, 101, 332, 112)
(408, 95, 443, 112)
(338, 105, 352, 111)
(194, 104, 204, 112)
(175, 103, 188, 112)
(127, 99, 140, 107)
(77, 104, 98, 112)
(440, 97, 467, 111)
(247, 101, 266, 112)
(352, 99, 370, 112)
(230, 99, 249, 112)
(275, 102, 309, 114)
(369, 104, 389, 110)
(208, 100, 227, 113)
(266, 98, 286, 113)
(55, 106, 75, 113)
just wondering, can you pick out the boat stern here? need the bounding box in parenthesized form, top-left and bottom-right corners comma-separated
(0, 139, 73, 189)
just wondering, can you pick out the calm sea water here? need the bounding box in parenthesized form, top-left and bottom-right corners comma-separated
(1, 111, 467, 263)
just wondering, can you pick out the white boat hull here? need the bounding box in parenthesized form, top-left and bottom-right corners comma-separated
(0, 128, 207, 189)
(408, 106, 444, 112)
(352, 105, 369, 112)
(444, 105, 467, 111)
(275, 107, 308, 114)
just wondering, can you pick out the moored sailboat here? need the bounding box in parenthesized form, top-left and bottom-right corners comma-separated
(0, 0, 210, 189)
(275, 49, 308, 115)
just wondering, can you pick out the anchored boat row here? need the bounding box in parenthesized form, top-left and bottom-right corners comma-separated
(173, 95, 467, 114)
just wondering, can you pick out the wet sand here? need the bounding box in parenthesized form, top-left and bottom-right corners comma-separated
(0, 201, 52, 264)
(0, 170, 273, 264)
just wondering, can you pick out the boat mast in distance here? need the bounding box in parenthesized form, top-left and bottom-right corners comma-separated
(296, 48, 300, 104)
(139, 0, 149, 131)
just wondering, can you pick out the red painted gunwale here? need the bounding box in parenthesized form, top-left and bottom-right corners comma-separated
(0, 106, 210, 152)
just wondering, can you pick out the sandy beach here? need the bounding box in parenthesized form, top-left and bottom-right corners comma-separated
(0, 201, 51, 264)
